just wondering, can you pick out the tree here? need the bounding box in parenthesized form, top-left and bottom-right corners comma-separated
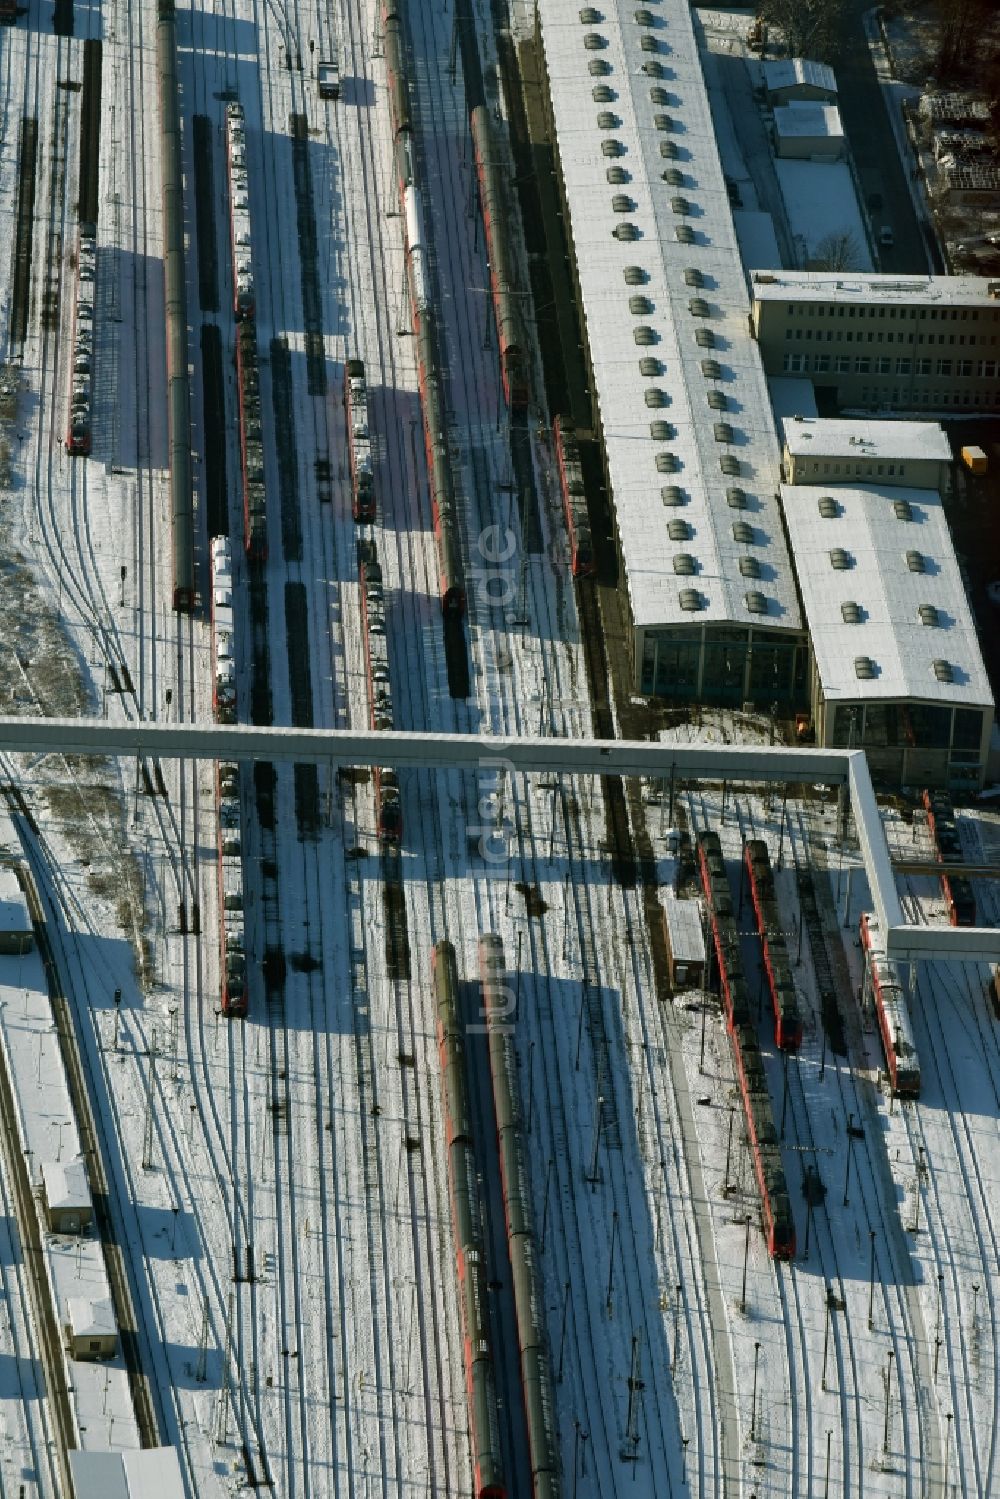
(757, 0, 846, 64)
(812, 230, 863, 272)
(935, 0, 994, 82)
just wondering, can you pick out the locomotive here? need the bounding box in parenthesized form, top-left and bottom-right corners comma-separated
(859, 912, 920, 1097)
(743, 840, 803, 1051)
(469, 107, 530, 410)
(481, 934, 562, 1499)
(383, 0, 466, 616)
(358, 540, 402, 841)
(225, 103, 255, 319)
(210, 536, 236, 724)
(552, 417, 594, 578)
(217, 760, 247, 1016)
(344, 358, 375, 522)
(698, 831, 795, 1258)
(65, 224, 97, 455)
(432, 941, 506, 1499)
(921, 789, 976, 926)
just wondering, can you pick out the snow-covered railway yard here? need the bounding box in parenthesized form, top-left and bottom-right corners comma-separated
(1, 0, 999, 1497)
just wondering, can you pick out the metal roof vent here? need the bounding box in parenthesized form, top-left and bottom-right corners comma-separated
(634, 325, 657, 345)
(720, 454, 740, 476)
(701, 358, 722, 380)
(642, 60, 666, 77)
(593, 85, 616, 103)
(739, 555, 761, 578)
(675, 224, 695, 244)
(583, 32, 608, 49)
(933, 658, 954, 683)
(602, 138, 626, 156)
(579, 6, 602, 20)
(639, 356, 663, 376)
(726, 486, 746, 508)
(894, 498, 914, 521)
(667, 518, 690, 541)
(645, 387, 669, 407)
(745, 591, 767, 615)
(624, 264, 647, 285)
(612, 193, 636, 213)
(661, 484, 685, 505)
(707, 390, 728, 410)
(695, 331, 716, 353)
(906, 549, 926, 573)
(662, 167, 685, 187)
(713, 421, 734, 443)
(673, 553, 697, 574)
(653, 113, 676, 131)
(829, 547, 853, 570)
(919, 604, 940, 626)
(679, 587, 703, 612)
(732, 520, 754, 544)
(684, 266, 704, 286)
(671, 196, 691, 215)
(689, 296, 710, 316)
(841, 600, 863, 624)
(659, 139, 679, 158)
(597, 111, 621, 129)
(629, 293, 653, 314)
(854, 655, 876, 680)
(613, 222, 640, 240)
(606, 164, 630, 184)
(649, 419, 675, 440)
(588, 58, 612, 75)
(640, 34, 660, 52)
(634, 7, 656, 23)
(818, 495, 841, 518)
(650, 87, 675, 105)
(656, 451, 680, 473)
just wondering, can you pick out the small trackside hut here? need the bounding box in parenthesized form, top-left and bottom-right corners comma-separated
(661, 893, 706, 989)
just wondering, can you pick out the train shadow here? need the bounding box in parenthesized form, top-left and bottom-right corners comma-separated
(178, 5, 257, 59)
(91, 246, 170, 473)
(338, 75, 375, 109)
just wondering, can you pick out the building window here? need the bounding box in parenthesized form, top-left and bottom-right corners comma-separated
(876, 356, 891, 374)
(835, 356, 851, 373)
(958, 359, 973, 376)
(814, 354, 830, 372)
(916, 358, 931, 376)
(896, 358, 911, 374)
(978, 360, 996, 377)
(937, 359, 952, 375)
(783, 353, 807, 372)
(855, 357, 871, 373)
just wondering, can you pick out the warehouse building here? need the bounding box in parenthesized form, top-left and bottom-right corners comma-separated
(781, 416, 952, 491)
(761, 58, 837, 107)
(781, 483, 993, 788)
(750, 269, 1000, 411)
(536, 0, 806, 706)
(772, 103, 844, 160)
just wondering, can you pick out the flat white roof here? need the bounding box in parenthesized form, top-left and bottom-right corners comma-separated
(781, 483, 993, 707)
(782, 416, 951, 467)
(761, 58, 837, 97)
(538, 0, 802, 634)
(752, 269, 1000, 306)
(768, 377, 818, 421)
(773, 102, 843, 140)
(773, 158, 874, 271)
(42, 1158, 91, 1212)
(67, 1295, 116, 1339)
(0, 864, 28, 932)
(662, 894, 706, 964)
(70, 1449, 185, 1499)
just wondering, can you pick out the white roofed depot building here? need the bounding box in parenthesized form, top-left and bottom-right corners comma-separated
(536, 0, 807, 708)
(782, 484, 993, 789)
(761, 58, 838, 106)
(781, 416, 952, 492)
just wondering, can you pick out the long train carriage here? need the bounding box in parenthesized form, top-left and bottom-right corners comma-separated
(922, 788, 976, 926)
(480, 935, 561, 1499)
(0, 0, 17, 23)
(224, 102, 255, 320)
(990, 965, 1000, 1021)
(859, 912, 920, 1097)
(210, 536, 236, 723)
(431, 941, 506, 1499)
(469, 107, 530, 410)
(743, 840, 803, 1051)
(358, 541, 402, 841)
(236, 320, 267, 562)
(344, 358, 375, 522)
(65, 224, 97, 454)
(217, 761, 246, 1016)
(552, 416, 594, 578)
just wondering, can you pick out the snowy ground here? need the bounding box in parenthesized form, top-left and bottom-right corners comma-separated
(1, 2, 999, 1498)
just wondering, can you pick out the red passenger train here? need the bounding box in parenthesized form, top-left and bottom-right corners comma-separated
(921, 788, 976, 926)
(859, 912, 920, 1097)
(697, 831, 795, 1258)
(743, 840, 803, 1051)
(553, 416, 595, 578)
(470, 107, 530, 410)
